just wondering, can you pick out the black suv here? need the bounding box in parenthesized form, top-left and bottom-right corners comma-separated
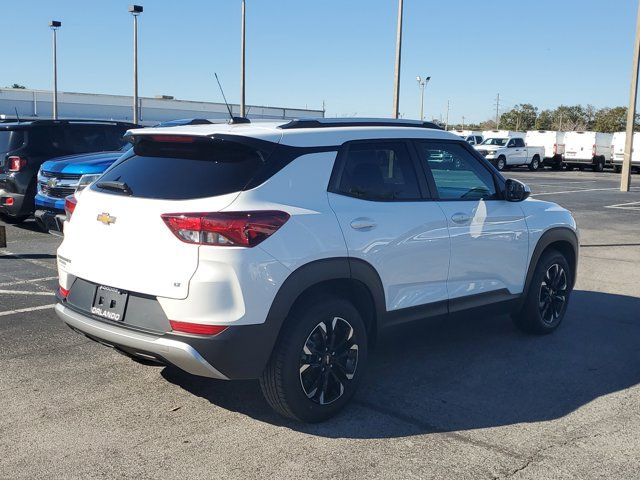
(0, 120, 136, 223)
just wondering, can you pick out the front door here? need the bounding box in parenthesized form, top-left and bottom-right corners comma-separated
(328, 140, 450, 312)
(414, 140, 529, 305)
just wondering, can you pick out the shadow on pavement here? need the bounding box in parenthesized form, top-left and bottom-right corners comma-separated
(163, 290, 640, 438)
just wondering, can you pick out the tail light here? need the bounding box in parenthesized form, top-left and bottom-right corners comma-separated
(169, 320, 228, 336)
(553, 143, 557, 155)
(64, 195, 77, 220)
(59, 286, 70, 299)
(8, 156, 26, 172)
(592, 144, 597, 156)
(161, 211, 290, 247)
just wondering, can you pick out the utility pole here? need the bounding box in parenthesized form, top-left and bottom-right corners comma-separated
(392, 0, 403, 119)
(494, 93, 501, 128)
(622, 1, 640, 191)
(445, 100, 450, 130)
(240, 0, 246, 117)
(416, 76, 430, 121)
(462, 116, 465, 130)
(49, 21, 61, 120)
(129, 5, 143, 125)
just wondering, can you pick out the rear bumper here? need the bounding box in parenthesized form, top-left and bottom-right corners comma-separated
(0, 188, 29, 217)
(0, 173, 33, 217)
(56, 303, 230, 379)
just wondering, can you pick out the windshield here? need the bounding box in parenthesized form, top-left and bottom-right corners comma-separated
(481, 138, 508, 146)
(0, 130, 24, 154)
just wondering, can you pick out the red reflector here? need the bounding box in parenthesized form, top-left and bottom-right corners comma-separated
(161, 211, 290, 247)
(59, 286, 70, 299)
(64, 195, 77, 219)
(149, 135, 196, 143)
(169, 320, 228, 336)
(8, 156, 27, 172)
(2, 197, 14, 206)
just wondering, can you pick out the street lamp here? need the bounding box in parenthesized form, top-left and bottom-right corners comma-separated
(392, 0, 404, 119)
(416, 76, 431, 121)
(240, 0, 246, 118)
(49, 20, 62, 120)
(128, 5, 143, 124)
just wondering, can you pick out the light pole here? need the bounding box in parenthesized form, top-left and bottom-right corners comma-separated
(240, 0, 246, 118)
(49, 21, 61, 120)
(416, 76, 430, 121)
(129, 5, 143, 125)
(622, 0, 640, 191)
(392, 0, 403, 119)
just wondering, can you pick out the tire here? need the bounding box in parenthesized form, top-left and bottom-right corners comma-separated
(512, 249, 572, 335)
(614, 165, 622, 173)
(496, 156, 506, 171)
(593, 158, 604, 172)
(259, 296, 368, 422)
(528, 155, 540, 171)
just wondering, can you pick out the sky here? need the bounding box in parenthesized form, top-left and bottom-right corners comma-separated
(1, 0, 639, 123)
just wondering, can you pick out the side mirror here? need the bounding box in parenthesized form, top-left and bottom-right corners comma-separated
(504, 178, 531, 202)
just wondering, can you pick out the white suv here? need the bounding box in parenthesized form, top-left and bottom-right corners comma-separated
(56, 118, 578, 422)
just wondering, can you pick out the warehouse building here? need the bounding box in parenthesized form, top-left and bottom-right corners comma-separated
(0, 88, 324, 125)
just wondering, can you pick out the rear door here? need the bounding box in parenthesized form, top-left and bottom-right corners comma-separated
(60, 135, 275, 299)
(414, 140, 529, 303)
(328, 140, 450, 313)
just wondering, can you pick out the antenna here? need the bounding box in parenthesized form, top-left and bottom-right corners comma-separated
(214, 73, 234, 121)
(14, 107, 21, 123)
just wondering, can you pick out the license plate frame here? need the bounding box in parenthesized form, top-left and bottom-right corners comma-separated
(91, 285, 129, 322)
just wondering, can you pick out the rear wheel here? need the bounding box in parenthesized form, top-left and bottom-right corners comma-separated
(593, 157, 605, 172)
(614, 165, 622, 173)
(260, 296, 368, 422)
(496, 156, 506, 171)
(528, 155, 540, 171)
(512, 249, 572, 334)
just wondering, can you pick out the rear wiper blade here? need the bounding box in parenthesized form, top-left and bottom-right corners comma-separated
(96, 180, 133, 195)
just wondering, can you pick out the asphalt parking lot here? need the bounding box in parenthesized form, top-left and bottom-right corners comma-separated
(1, 169, 639, 479)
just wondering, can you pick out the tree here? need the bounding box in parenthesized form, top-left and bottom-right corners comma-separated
(593, 107, 627, 133)
(498, 103, 538, 131)
(7, 83, 26, 89)
(535, 109, 554, 130)
(553, 105, 588, 131)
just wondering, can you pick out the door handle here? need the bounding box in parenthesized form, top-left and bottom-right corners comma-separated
(350, 218, 376, 230)
(451, 213, 471, 224)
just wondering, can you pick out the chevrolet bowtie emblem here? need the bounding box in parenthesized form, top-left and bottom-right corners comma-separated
(47, 178, 58, 188)
(96, 213, 116, 225)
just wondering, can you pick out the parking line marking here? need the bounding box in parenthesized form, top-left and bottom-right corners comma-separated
(0, 276, 58, 287)
(0, 289, 55, 296)
(604, 201, 640, 210)
(0, 304, 56, 317)
(532, 187, 640, 196)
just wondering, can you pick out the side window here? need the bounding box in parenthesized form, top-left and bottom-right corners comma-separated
(517, 138, 525, 147)
(416, 141, 498, 201)
(337, 142, 421, 201)
(475, 136, 483, 144)
(507, 139, 516, 148)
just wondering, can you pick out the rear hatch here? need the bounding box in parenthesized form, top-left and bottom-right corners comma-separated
(62, 133, 278, 299)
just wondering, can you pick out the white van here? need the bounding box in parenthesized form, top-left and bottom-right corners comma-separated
(452, 130, 484, 145)
(563, 131, 613, 172)
(611, 132, 640, 173)
(525, 130, 566, 169)
(482, 130, 525, 140)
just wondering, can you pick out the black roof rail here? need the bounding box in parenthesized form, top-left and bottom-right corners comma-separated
(279, 118, 444, 130)
(0, 119, 139, 127)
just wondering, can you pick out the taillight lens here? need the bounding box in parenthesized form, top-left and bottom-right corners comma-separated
(8, 156, 26, 172)
(592, 144, 597, 156)
(553, 143, 557, 155)
(169, 320, 228, 336)
(59, 286, 70, 299)
(161, 211, 290, 247)
(64, 195, 77, 220)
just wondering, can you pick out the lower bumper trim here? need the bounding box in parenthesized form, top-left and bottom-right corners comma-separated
(55, 303, 229, 380)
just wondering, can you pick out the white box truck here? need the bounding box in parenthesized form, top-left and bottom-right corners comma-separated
(611, 132, 640, 173)
(451, 130, 484, 145)
(525, 130, 566, 169)
(563, 131, 612, 172)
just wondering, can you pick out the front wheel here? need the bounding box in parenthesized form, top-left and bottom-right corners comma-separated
(512, 249, 572, 334)
(496, 156, 506, 171)
(260, 296, 368, 422)
(528, 155, 540, 171)
(593, 157, 605, 172)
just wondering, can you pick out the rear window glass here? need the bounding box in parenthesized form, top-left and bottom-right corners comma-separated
(0, 130, 25, 154)
(92, 138, 271, 200)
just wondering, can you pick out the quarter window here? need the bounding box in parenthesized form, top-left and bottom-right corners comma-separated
(337, 142, 421, 201)
(416, 142, 498, 201)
